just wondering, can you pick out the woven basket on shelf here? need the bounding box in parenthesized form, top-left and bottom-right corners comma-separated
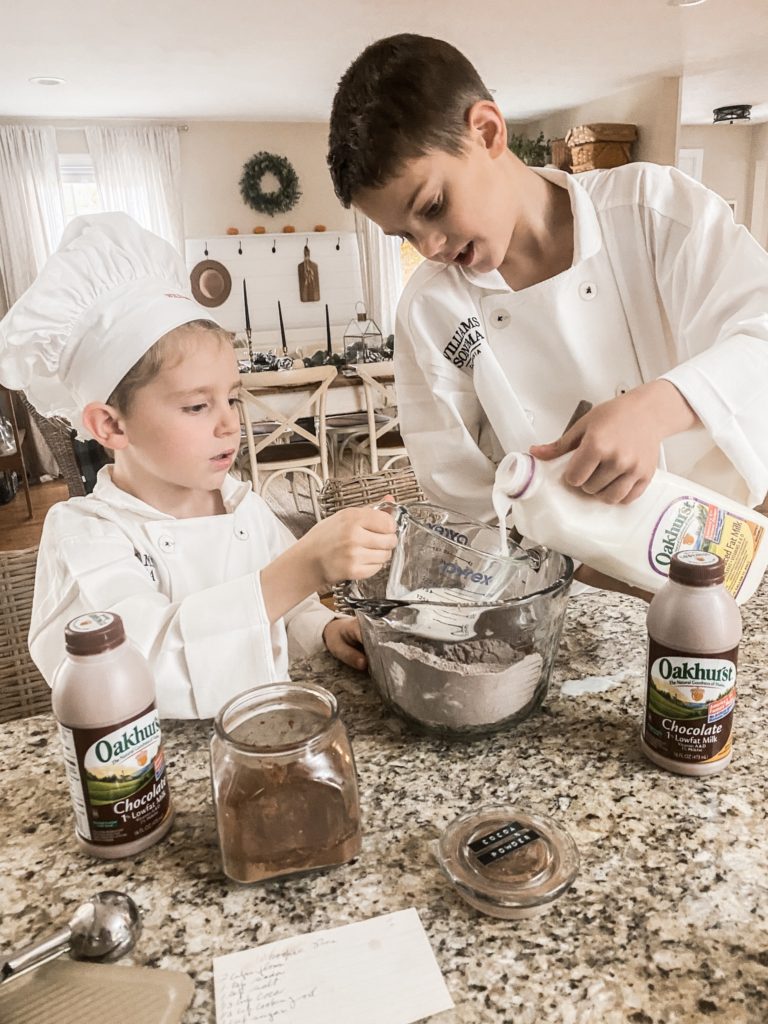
(549, 138, 571, 172)
(0, 547, 51, 722)
(566, 123, 638, 173)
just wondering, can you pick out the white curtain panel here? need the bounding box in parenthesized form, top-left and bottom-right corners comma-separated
(86, 125, 184, 251)
(0, 124, 65, 309)
(353, 210, 402, 338)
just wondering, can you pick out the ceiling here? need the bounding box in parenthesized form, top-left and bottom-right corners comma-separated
(2, 0, 767, 126)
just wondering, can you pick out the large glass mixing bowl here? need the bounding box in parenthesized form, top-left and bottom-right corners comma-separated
(338, 548, 573, 739)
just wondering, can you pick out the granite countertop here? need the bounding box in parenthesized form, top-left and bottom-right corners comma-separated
(2, 584, 767, 1024)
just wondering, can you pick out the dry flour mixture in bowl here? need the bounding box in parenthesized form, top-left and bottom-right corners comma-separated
(338, 547, 573, 739)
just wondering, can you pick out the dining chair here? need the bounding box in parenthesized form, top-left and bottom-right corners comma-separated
(345, 363, 409, 473)
(0, 547, 51, 722)
(237, 365, 337, 522)
(325, 410, 388, 474)
(0, 386, 33, 517)
(18, 393, 87, 498)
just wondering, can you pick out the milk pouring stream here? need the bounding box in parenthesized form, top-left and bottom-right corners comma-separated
(493, 452, 768, 603)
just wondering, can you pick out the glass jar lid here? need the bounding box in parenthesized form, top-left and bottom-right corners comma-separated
(436, 804, 579, 919)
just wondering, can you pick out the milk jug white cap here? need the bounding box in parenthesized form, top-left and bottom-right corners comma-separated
(497, 452, 537, 499)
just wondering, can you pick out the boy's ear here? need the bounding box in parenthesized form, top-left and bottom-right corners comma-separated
(466, 100, 507, 158)
(82, 402, 128, 451)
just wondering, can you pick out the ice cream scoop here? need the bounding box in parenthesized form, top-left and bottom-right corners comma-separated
(0, 891, 141, 984)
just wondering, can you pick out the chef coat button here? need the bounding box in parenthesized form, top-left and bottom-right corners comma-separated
(490, 308, 511, 328)
(579, 281, 598, 301)
(235, 527, 249, 541)
(524, 409, 535, 425)
(615, 382, 632, 397)
(158, 535, 174, 552)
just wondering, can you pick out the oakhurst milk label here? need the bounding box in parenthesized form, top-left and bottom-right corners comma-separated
(59, 705, 172, 846)
(649, 497, 765, 599)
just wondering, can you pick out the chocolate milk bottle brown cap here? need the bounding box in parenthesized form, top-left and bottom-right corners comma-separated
(64, 612, 126, 655)
(669, 551, 724, 587)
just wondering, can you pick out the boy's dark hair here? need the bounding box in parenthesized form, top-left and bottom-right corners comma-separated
(328, 34, 492, 208)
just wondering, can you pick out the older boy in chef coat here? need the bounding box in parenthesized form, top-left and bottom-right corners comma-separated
(327, 34, 768, 589)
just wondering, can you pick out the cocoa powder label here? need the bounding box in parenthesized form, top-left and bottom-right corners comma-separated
(59, 702, 172, 846)
(642, 639, 737, 766)
(469, 821, 541, 865)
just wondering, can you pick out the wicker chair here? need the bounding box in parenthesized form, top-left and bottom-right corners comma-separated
(18, 393, 86, 498)
(319, 465, 424, 518)
(0, 547, 51, 722)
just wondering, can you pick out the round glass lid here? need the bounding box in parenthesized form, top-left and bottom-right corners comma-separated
(436, 804, 579, 919)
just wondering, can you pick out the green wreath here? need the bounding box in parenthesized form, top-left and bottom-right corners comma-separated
(239, 151, 301, 216)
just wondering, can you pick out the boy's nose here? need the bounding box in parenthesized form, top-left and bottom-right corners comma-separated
(416, 228, 447, 261)
(217, 403, 240, 436)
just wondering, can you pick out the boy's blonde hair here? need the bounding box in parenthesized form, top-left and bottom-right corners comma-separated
(107, 319, 233, 413)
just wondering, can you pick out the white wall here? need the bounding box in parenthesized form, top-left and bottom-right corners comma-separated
(678, 124, 752, 224)
(179, 121, 353, 240)
(185, 230, 363, 352)
(746, 123, 768, 248)
(516, 76, 682, 167)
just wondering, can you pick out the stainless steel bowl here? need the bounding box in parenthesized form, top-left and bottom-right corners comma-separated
(339, 548, 573, 739)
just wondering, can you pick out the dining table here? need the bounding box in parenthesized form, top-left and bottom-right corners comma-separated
(239, 362, 394, 419)
(2, 581, 767, 1023)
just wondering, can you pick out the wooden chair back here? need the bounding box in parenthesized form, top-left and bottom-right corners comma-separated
(238, 365, 337, 480)
(347, 362, 404, 472)
(18, 393, 86, 498)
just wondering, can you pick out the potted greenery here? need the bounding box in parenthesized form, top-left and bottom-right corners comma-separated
(506, 129, 550, 167)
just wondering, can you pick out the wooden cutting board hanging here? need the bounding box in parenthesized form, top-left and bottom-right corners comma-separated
(297, 244, 320, 302)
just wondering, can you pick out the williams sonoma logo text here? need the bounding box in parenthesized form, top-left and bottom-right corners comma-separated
(443, 316, 484, 370)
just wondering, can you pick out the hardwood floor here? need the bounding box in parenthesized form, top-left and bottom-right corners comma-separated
(0, 479, 68, 551)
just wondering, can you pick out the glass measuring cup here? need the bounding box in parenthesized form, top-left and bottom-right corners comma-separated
(375, 501, 532, 604)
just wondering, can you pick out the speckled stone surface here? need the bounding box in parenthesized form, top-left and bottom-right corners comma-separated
(2, 583, 767, 1024)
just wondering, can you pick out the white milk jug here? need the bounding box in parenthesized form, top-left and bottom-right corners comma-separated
(493, 452, 768, 605)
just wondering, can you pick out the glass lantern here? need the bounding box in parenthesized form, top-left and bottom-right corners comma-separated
(343, 301, 385, 365)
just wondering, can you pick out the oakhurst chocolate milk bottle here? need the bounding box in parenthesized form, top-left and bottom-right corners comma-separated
(52, 612, 174, 858)
(641, 552, 741, 776)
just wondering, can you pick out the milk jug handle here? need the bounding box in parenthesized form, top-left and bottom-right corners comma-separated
(564, 399, 593, 433)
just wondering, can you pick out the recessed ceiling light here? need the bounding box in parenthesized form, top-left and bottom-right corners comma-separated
(28, 76, 66, 86)
(667, 0, 707, 6)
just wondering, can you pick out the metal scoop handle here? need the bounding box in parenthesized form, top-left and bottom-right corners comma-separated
(1, 926, 72, 984)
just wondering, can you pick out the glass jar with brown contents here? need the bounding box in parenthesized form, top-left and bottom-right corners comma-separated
(210, 682, 362, 884)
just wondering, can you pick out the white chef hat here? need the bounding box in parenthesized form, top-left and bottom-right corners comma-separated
(0, 212, 221, 437)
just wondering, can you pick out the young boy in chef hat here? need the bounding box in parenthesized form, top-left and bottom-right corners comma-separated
(0, 213, 397, 719)
(328, 35, 768, 593)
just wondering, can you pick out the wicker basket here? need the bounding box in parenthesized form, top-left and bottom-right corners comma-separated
(19, 393, 86, 497)
(549, 138, 571, 172)
(319, 467, 423, 518)
(0, 547, 51, 722)
(566, 123, 638, 173)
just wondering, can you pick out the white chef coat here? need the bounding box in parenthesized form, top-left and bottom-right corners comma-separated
(29, 467, 336, 720)
(395, 162, 768, 521)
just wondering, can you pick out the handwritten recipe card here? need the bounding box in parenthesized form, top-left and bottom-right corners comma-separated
(213, 908, 454, 1024)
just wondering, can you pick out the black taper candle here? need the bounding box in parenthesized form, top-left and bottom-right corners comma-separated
(277, 300, 287, 355)
(243, 280, 251, 334)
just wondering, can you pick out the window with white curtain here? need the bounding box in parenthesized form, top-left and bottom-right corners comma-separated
(58, 154, 103, 222)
